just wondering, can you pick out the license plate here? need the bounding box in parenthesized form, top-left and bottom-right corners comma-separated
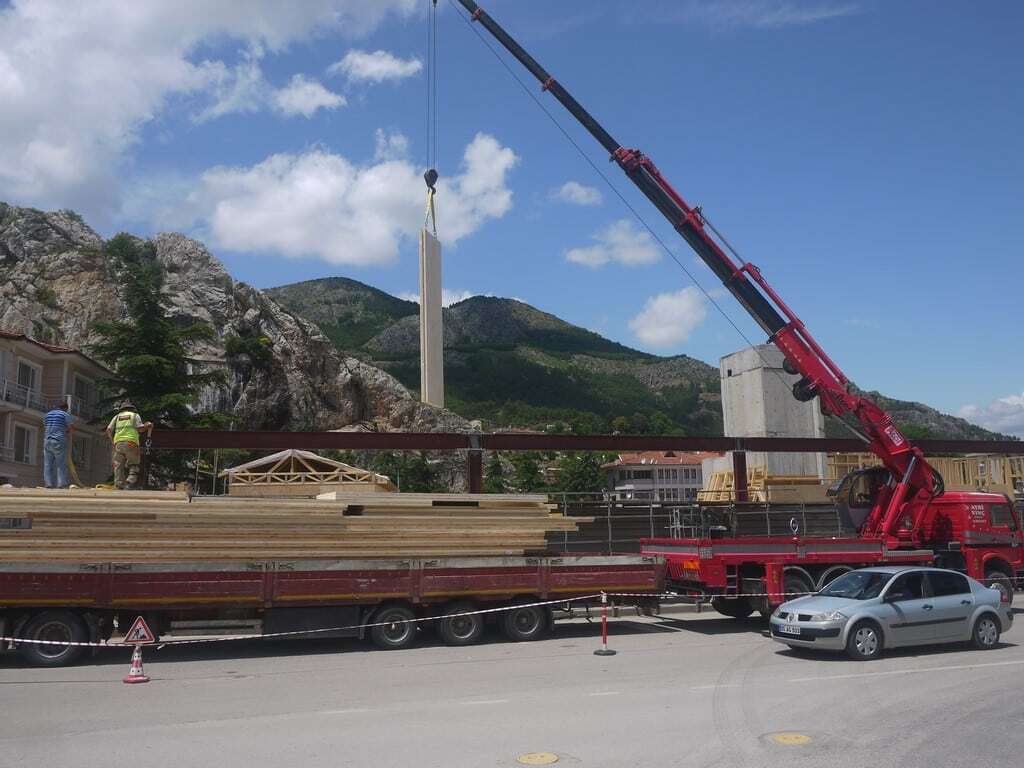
(778, 624, 801, 636)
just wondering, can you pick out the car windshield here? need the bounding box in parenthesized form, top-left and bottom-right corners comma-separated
(818, 571, 893, 600)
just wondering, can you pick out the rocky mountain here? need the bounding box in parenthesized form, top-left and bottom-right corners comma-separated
(0, 203, 466, 434)
(269, 276, 1008, 441)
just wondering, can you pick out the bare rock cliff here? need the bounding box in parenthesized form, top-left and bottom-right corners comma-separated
(0, 203, 465, 432)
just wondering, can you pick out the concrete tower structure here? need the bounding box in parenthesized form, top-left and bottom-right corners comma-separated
(703, 343, 826, 481)
(418, 229, 444, 408)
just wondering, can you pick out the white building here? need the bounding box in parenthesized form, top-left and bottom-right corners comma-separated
(604, 451, 722, 502)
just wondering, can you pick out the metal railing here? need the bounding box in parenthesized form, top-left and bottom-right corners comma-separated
(0, 444, 13, 462)
(668, 500, 853, 540)
(0, 380, 96, 419)
(546, 492, 682, 554)
(1, 379, 46, 412)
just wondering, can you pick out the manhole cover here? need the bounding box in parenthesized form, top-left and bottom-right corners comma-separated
(517, 753, 559, 765)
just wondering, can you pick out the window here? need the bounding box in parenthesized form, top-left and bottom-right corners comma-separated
(885, 571, 925, 602)
(657, 469, 664, 480)
(634, 470, 652, 480)
(17, 360, 38, 391)
(928, 571, 970, 597)
(989, 504, 1017, 530)
(13, 424, 36, 464)
(670, 469, 678, 481)
(685, 487, 697, 500)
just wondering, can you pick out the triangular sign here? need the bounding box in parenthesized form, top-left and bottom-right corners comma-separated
(124, 616, 156, 645)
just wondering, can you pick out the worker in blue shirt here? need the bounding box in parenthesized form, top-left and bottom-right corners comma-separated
(43, 403, 75, 489)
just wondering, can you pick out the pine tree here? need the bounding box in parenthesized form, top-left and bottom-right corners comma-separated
(90, 234, 227, 483)
(482, 452, 507, 494)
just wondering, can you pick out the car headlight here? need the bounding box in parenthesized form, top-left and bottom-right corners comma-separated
(809, 611, 847, 623)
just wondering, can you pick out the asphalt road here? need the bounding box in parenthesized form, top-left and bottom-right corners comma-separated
(1, 610, 1021, 768)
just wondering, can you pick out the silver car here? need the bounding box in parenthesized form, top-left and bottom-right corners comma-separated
(770, 566, 1013, 660)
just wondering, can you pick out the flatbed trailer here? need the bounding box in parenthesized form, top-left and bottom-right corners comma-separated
(0, 553, 665, 666)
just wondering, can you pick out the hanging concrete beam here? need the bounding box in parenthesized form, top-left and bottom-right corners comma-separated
(419, 229, 445, 408)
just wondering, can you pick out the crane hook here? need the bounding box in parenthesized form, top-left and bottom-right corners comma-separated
(424, 167, 439, 191)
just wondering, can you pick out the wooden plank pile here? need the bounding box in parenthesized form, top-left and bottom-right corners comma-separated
(0, 489, 585, 562)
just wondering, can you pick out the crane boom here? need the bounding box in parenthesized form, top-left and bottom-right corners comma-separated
(456, 0, 939, 540)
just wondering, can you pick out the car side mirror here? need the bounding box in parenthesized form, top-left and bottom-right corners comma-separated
(882, 593, 897, 603)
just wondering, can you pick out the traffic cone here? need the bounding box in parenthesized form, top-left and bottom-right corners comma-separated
(123, 645, 150, 684)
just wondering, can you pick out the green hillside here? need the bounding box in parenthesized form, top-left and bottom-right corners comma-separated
(269, 278, 1005, 440)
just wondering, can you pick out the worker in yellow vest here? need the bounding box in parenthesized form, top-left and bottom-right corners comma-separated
(105, 402, 153, 490)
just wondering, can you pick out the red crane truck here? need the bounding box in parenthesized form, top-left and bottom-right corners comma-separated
(457, 1, 1024, 614)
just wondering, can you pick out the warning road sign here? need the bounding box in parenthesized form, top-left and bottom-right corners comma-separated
(123, 616, 156, 645)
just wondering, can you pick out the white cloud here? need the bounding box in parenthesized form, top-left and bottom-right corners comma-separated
(628, 286, 707, 348)
(658, 1, 859, 29)
(328, 49, 422, 83)
(565, 219, 660, 268)
(165, 132, 517, 266)
(958, 395, 1024, 438)
(551, 180, 602, 206)
(272, 74, 346, 117)
(0, 0, 416, 218)
(399, 289, 482, 307)
(374, 128, 410, 161)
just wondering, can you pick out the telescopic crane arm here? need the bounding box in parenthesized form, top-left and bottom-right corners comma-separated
(456, 0, 938, 539)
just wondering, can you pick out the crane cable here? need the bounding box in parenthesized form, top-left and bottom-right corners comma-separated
(446, 0, 876, 446)
(423, 0, 439, 235)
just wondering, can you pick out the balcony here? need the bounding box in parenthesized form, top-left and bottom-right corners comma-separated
(0, 380, 97, 420)
(1, 379, 46, 412)
(0, 444, 13, 463)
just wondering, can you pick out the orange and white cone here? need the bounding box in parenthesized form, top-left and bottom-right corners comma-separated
(123, 645, 150, 684)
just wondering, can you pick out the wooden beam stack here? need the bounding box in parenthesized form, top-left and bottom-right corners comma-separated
(0, 489, 586, 562)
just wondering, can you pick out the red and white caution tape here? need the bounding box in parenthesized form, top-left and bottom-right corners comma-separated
(0, 594, 605, 650)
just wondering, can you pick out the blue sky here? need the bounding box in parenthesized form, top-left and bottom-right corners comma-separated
(1, 1, 1021, 433)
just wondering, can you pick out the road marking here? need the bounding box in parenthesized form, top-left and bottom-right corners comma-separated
(791, 658, 1024, 683)
(689, 683, 741, 691)
(769, 732, 812, 746)
(461, 698, 509, 705)
(587, 691, 620, 696)
(517, 753, 559, 765)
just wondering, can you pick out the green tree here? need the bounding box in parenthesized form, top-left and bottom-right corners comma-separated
(483, 452, 507, 494)
(509, 452, 544, 492)
(372, 451, 441, 492)
(90, 234, 226, 483)
(552, 452, 610, 494)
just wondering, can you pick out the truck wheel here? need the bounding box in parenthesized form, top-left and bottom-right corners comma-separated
(501, 604, 550, 642)
(368, 605, 418, 650)
(711, 597, 754, 619)
(783, 572, 813, 599)
(439, 601, 484, 646)
(984, 570, 1014, 606)
(19, 611, 87, 667)
(845, 620, 883, 661)
(971, 615, 1000, 650)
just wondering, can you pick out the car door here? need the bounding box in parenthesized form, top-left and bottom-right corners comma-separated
(877, 571, 933, 647)
(924, 571, 974, 641)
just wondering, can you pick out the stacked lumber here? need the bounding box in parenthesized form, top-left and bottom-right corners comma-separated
(0, 489, 586, 562)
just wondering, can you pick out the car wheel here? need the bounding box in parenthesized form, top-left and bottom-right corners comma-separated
(19, 611, 87, 667)
(845, 620, 883, 661)
(971, 614, 1000, 650)
(711, 597, 754, 619)
(984, 570, 1014, 606)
